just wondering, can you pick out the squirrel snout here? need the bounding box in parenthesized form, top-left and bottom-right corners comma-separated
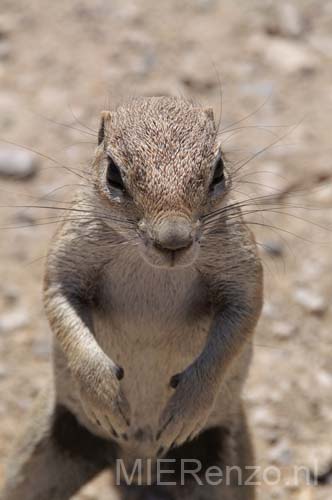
(152, 216, 194, 252)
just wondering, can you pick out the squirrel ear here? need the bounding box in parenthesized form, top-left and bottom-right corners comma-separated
(98, 111, 111, 146)
(204, 107, 214, 122)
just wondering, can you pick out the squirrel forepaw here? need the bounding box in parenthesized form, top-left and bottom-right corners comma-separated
(77, 359, 131, 438)
(156, 367, 216, 450)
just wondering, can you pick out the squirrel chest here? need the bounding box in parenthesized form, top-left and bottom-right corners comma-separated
(91, 255, 212, 429)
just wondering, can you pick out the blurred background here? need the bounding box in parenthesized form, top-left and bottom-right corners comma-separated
(0, 1, 331, 499)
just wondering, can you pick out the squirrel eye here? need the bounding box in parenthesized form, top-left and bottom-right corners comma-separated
(106, 156, 125, 191)
(210, 153, 225, 190)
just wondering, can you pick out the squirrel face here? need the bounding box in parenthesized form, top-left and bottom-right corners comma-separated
(93, 97, 228, 268)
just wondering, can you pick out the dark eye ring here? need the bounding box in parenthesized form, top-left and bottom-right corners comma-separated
(210, 152, 225, 190)
(106, 155, 125, 191)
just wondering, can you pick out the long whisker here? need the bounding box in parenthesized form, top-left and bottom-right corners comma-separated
(0, 138, 89, 181)
(33, 184, 87, 204)
(0, 215, 138, 231)
(205, 202, 330, 229)
(218, 124, 286, 140)
(24, 235, 139, 267)
(68, 105, 99, 136)
(0, 204, 138, 227)
(204, 197, 329, 224)
(217, 95, 274, 133)
(230, 122, 304, 179)
(30, 111, 98, 138)
(203, 202, 330, 244)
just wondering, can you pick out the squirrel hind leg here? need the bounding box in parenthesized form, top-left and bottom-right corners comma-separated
(118, 413, 255, 500)
(1, 389, 115, 500)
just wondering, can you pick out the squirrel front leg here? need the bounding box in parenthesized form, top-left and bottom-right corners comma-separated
(44, 286, 130, 437)
(158, 273, 263, 449)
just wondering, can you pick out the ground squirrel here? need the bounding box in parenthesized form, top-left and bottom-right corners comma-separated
(1, 96, 263, 500)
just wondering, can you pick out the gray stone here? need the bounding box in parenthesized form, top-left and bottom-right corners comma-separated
(0, 308, 30, 334)
(239, 80, 275, 98)
(266, 39, 317, 73)
(266, 3, 305, 39)
(250, 35, 318, 74)
(272, 321, 296, 339)
(0, 148, 39, 180)
(313, 182, 332, 204)
(268, 439, 293, 465)
(263, 240, 284, 257)
(316, 370, 332, 388)
(194, 0, 217, 11)
(0, 40, 11, 60)
(251, 406, 278, 428)
(262, 301, 278, 319)
(1, 284, 20, 305)
(294, 288, 327, 315)
(13, 210, 37, 225)
(304, 444, 332, 478)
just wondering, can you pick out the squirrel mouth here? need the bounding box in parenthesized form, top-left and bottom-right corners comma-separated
(140, 240, 200, 269)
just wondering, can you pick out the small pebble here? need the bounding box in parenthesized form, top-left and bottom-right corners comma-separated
(256, 427, 280, 444)
(284, 478, 301, 492)
(270, 487, 286, 499)
(180, 54, 216, 92)
(0, 308, 30, 334)
(250, 35, 317, 74)
(0, 148, 39, 180)
(262, 301, 278, 319)
(265, 39, 317, 74)
(268, 439, 293, 465)
(272, 321, 296, 339)
(316, 370, 332, 388)
(313, 183, 332, 205)
(263, 240, 284, 257)
(305, 445, 332, 480)
(194, 0, 216, 11)
(265, 3, 305, 39)
(0, 40, 11, 60)
(294, 288, 327, 316)
(251, 406, 278, 428)
(1, 284, 20, 306)
(239, 80, 275, 98)
(13, 210, 37, 225)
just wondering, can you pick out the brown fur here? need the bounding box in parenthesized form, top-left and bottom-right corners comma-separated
(1, 96, 263, 500)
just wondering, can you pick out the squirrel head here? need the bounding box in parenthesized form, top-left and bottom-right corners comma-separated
(93, 96, 229, 268)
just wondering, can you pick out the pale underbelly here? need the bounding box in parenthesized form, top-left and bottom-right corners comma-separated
(93, 312, 211, 435)
(55, 314, 251, 461)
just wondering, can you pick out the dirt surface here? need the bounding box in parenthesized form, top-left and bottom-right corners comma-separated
(0, 1, 331, 499)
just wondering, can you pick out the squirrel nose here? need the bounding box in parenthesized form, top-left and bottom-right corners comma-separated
(153, 216, 193, 251)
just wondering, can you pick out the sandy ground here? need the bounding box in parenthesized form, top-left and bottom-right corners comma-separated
(0, 0, 332, 498)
